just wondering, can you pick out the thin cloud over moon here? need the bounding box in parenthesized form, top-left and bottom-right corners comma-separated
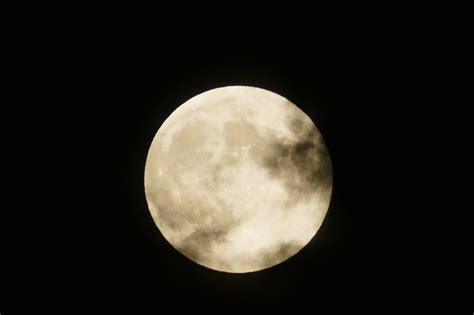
(144, 86, 332, 273)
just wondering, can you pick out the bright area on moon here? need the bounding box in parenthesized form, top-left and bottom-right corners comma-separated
(144, 86, 333, 273)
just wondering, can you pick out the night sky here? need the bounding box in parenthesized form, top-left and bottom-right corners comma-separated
(3, 2, 471, 313)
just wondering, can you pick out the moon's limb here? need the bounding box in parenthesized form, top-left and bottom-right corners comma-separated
(144, 86, 332, 273)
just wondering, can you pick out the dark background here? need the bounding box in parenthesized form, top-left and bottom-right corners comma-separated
(3, 2, 471, 313)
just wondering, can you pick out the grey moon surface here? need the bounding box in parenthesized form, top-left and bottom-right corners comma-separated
(144, 86, 333, 273)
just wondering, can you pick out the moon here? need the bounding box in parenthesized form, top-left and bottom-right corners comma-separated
(144, 86, 332, 273)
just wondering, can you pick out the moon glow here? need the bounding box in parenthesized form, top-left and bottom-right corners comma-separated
(144, 86, 332, 273)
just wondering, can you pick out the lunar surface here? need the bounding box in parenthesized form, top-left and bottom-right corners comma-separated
(144, 86, 332, 273)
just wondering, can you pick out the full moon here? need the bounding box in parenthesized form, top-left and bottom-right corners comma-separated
(144, 86, 333, 273)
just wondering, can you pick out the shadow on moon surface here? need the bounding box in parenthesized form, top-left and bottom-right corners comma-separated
(251, 116, 333, 208)
(175, 219, 238, 268)
(257, 240, 303, 270)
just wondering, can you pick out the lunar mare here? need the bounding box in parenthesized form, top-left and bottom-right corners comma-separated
(144, 86, 332, 273)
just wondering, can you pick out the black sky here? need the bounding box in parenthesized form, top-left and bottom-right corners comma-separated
(3, 2, 471, 314)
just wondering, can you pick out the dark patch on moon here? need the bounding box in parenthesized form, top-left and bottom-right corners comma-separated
(258, 241, 302, 268)
(256, 116, 332, 206)
(174, 215, 239, 266)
